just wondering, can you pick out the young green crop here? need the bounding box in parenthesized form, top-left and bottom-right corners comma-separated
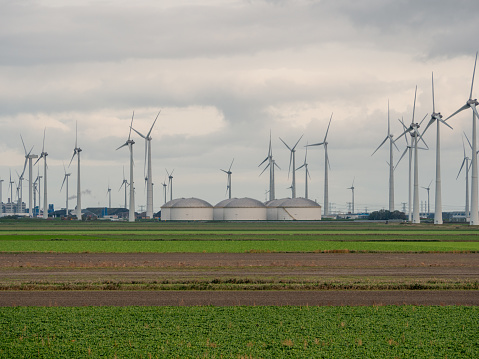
(1, 239, 478, 253)
(0, 306, 477, 358)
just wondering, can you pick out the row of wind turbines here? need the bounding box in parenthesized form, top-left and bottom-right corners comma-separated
(371, 51, 479, 225)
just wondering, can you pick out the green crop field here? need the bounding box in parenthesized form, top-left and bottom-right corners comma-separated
(1, 219, 478, 253)
(1, 306, 477, 358)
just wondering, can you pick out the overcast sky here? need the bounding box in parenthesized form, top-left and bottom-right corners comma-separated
(1, 0, 479, 214)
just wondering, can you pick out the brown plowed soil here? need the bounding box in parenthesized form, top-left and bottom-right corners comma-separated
(1, 253, 477, 306)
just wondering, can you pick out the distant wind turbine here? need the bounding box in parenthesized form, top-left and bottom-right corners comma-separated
(347, 178, 355, 214)
(444, 51, 479, 225)
(279, 135, 303, 199)
(20, 134, 37, 217)
(119, 166, 128, 209)
(296, 144, 311, 199)
(221, 159, 234, 199)
(131, 110, 160, 219)
(395, 86, 429, 224)
(69, 122, 82, 220)
(306, 113, 332, 215)
(421, 180, 432, 215)
(107, 182, 112, 209)
(61, 163, 71, 217)
(161, 178, 167, 204)
(259, 131, 280, 201)
(166, 169, 174, 202)
(372, 102, 398, 212)
(458, 135, 471, 220)
(421, 73, 453, 225)
(34, 128, 49, 219)
(117, 112, 136, 222)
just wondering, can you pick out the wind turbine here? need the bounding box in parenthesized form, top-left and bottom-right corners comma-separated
(33, 169, 42, 217)
(8, 170, 14, 206)
(0, 178, 3, 206)
(396, 118, 413, 221)
(421, 180, 432, 215)
(107, 182, 112, 209)
(69, 122, 82, 220)
(166, 169, 174, 201)
(259, 131, 280, 201)
(306, 113, 332, 215)
(161, 178, 167, 204)
(296, 144, 311, 199)
(61, 164, 71, 217)
(372, 102, 398, 212)
(20, 135, 37, 217)
(444, 51, 479, 225)
(421, 73, 453, 225)
(131, 110, 160, 219)
(458, 135, 471, 220)
(395, 86, 428, 224)
(347, 178, 355, 214)
(221, 159, 234, 199)
(34, 128, 49, 219)
(119, 166, 128, 209)
(279, 134, 303, 199)
(117, 112, 136, 222)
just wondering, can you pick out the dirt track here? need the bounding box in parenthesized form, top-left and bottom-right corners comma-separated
(1, 253, 477, 306)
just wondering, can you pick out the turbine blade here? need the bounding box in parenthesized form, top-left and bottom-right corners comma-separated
(147, 110, 161, 137)
(68, 151, 76, 167)
(457, 158, 466, 179)
(128, 111, 134, 141)
(258, 157, 269, 167)
(60, 175, 67, 191)
(444, 104, 469, 121)
(395, 148, 408, 170)
(412, 85, 417, 123)
(228, 158, 234, 172)
(371, 136, 388, 156)
(387, 100, 390, 136)
(432, 72, 435, 114)
(470, 51, 478, 100)
(259, 163, 270, 177)
(20, 134, 27, 155)
(33, 154, 43, 166)
(292, 134, 304, 150)
(131, 127, 146, 139)
(306, 142, 324, 147)
(324, 113, 333, 141)
(279, 137, 292, 151)
(471, 103, 479, 120)
(274, 161, 281, 170)
(116, 142, 128, 151)
(422, 117, 435, 135)
(296, 164, 305, 171)
(464, 131, 473, 150)
(439, 118, 453, 130)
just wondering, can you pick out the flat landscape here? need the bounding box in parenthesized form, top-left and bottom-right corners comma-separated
(1, 220, 478, 357)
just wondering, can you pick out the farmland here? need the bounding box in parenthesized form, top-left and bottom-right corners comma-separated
(1, 219, 478, 357)
(1, 306, 478, 358)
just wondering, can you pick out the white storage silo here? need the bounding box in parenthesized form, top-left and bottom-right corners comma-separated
(223, 197, 267, 221)
(170, 198, 214, 221)
(265, 198, 289, 220)
(277, 197, 321, 220)
(213, 198, 236, 220)
(160, 198, 183, 221)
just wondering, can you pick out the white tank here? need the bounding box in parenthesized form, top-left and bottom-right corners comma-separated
(213, 198, 236, 220)
(276, 198, 322, 220)
(223, 197, 267, 221)
(162, 198, 213, 221)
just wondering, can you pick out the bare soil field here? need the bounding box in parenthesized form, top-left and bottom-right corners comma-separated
(1, 252, 477, 306)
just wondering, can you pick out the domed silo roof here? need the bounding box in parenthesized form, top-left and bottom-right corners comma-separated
(265, 198, 290, 207)
(224, 197, 266, 208)
(279, 198, 321, 208)
(161, 198, 183, 209)
(214, 198, 237, 208)
(171, 198, 213, 208)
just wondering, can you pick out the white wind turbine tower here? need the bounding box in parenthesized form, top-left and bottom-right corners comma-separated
(444, 51, 479, 225)
(131, 110, 160, 219)
(457, 135, 471, 220)
(395, 86, 428, 224)
(372, 102, 398, 212)
(107, 182, 112, 209)
(8, 171, 14, 206)
(166, 169, 174, 201)
(161, 178, 167, 204)
(347, 178, 355, 214)
(0, 178, 3, 206)
(61, 164, 71, 217)
(296, 144, 311, 199)
(259, 131, 280, 201)
(221, 159, 234, 199)
(34, 129, 48, 219)
(69, 122, 82, 220)
(421, 73, 453, 225)
(306, 113, 332, 215)
(33, 169, 42, 216)
(280, 135, 303, 199)
(117, 112, 136, 222)
(20, 135, 37, 217)
(421, 180, 432, 215)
